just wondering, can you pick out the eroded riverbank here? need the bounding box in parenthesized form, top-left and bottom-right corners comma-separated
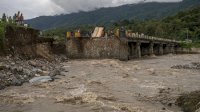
(0, 54, 200, 112)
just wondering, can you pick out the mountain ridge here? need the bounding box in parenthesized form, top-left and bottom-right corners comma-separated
(26, 0, 200, 30)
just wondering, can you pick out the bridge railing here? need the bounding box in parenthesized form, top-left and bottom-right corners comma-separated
(127, 33, 180, 43)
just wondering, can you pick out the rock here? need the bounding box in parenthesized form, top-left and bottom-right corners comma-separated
(49, 69, 61, 77)
(37, 69, 43, 74)
(35, 74, 41, 77)
(29, 76, 52, 84)
(5, 65, 11, 69)
(29, 60, 37, 67)
(23, 69, 32, 77)
(176, 91, 200, 112)
(11, 62, 15, 65)
(196, 108, 200, 112)
(172, 62, 200, 70)
(32, 68, 42, 73)
(0, 73, 6, 78)
(11, 76, 22, 86)
(0, 64, 6, 71)
(0, 85, 5, 90)
(41, 66, 48, 71)
(41, 71, 50, 76)
(16, 66, 23, 72)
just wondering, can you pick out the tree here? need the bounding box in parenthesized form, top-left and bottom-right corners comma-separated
(2, 13, 6, 22)
(8, 16, 12, 23)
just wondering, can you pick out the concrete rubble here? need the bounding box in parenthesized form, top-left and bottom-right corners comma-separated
(171, 62, 200, 70)
(0, 55, 67, 90)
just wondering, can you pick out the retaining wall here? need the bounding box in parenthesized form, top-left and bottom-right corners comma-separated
(66, 37, 129, 60)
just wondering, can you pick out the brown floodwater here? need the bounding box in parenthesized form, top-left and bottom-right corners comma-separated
(0, 54, 200, 112)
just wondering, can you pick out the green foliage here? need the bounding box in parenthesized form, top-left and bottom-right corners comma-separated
(178, 41, 200, 49)
(2, 13, 6, 22)
(0, 21, 27, 51)
(0, 22, 5, 50)
(113, 6, 200, 42)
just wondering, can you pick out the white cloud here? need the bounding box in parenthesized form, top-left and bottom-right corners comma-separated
(0, 0, 182, 19)
(0, 0, 64, 19)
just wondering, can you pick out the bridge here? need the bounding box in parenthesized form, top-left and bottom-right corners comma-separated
(125, 34, 181, 59)
(65, 34, 183, 60)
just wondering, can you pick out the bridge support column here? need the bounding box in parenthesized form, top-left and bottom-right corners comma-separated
(159, 44, 164, 55)
(136, 42, 141, 58)
(165, 44, 170, 54)
(130, 43, 135, 56)
(170, 44, 175, 54)
(149, 42, 154, 56)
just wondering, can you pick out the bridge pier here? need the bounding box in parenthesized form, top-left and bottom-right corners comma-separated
(153, 44, 160, 55)
(170, 44, 175, 54)
(149, 42, 154, 56)
(136, 42, 141, 58)
(164, 44, 170, 54)
(159, 44, 164, 55)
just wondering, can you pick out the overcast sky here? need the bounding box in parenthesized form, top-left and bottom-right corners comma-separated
(0, 0, 182, 19)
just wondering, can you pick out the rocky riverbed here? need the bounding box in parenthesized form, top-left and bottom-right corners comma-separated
(0, 55, 67, 90)
(0, 54, 200, 112)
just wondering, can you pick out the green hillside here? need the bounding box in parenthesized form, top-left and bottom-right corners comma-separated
(118, 6, 200, 41)
(43, 5, 200, 48)
(26, 0, 200, 30)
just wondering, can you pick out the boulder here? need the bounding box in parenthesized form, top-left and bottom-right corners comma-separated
(29, 60, 37, 67)
(11, 76, 22, 86)
(0, 64, 6, 71)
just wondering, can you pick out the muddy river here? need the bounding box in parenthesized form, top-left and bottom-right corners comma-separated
(0, 54, 200, 112)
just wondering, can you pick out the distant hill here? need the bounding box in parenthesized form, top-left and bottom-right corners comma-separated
(117, 6, 200, 41)
(26, 0, 200, 30)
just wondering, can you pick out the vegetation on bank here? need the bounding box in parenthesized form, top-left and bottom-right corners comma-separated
(0, 22, 6, 50)
(113, 6, 200, 41)
(0, 12, 29, 51)
(180, 41, 200, 48)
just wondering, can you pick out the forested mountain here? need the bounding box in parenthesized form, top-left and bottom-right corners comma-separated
(26, 0, 200, 30)
(114, 6, 200, 41)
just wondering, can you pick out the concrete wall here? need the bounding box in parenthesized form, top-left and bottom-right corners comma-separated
(66, 37, 129, 60)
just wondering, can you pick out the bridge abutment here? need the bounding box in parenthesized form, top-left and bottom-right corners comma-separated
(170, 44, 175, 54)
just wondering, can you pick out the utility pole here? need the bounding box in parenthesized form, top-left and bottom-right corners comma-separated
(187, 29, 189, 40)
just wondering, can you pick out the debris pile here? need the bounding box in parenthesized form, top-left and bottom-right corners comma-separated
(176, 91, 200, 112)
(0, 55, 67, 90)
(171, 62, 200, 70)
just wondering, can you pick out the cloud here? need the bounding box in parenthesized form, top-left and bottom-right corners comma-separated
(0, 0, 64, 19)
(0, 0, 182, 19)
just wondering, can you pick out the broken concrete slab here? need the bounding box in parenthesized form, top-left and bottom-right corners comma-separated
(29, 76, 52, 84)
